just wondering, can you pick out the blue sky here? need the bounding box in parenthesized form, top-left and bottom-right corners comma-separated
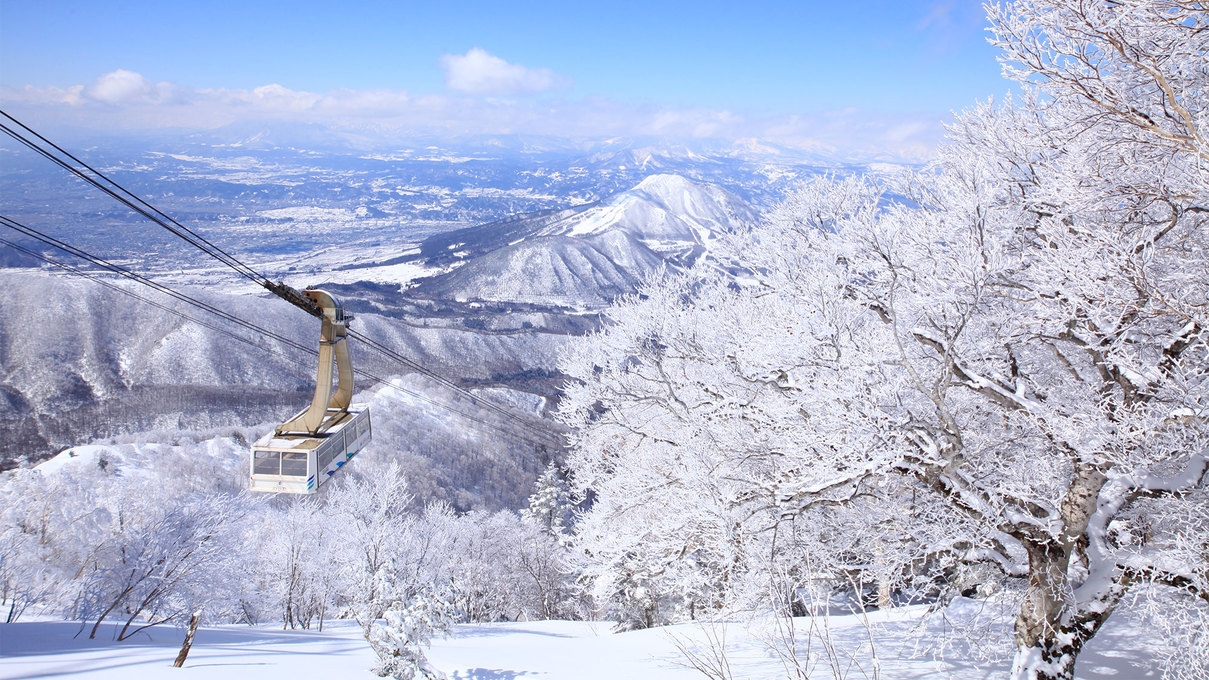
(0, 0, 1012, 159)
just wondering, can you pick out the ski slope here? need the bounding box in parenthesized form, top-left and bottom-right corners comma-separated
(0, 601, 1158, 679)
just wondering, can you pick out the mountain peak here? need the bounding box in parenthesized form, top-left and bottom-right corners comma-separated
(552, 173, 753, 241)
(408, 173, 756, 308)
(633, 173, 696, 193)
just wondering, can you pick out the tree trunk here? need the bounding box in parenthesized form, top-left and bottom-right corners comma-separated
(876, 581, 892, 609)
(874, 542, 892, 609)
(89, 584, 134, 639)
(1011, 541, 1076, 680)
(1008, 457, 1123, 680)
(1009, 540, 1121, 680)
(1011, 641, 1077, 680)
(173, 610, 202, 668)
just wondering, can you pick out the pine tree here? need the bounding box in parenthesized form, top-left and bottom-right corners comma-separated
(520, 462, 571, 536)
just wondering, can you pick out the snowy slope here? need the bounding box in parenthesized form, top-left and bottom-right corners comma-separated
(553, 174, 751, 245)
(410, 174, 756, 307)
(15, 370, 556, 511)
(0, 620, 377, 680)
(0, 270, 315, 465)
(0, 268, 567, 499)
(415, 232, 666, 308)
(0, 601, 1159, 680)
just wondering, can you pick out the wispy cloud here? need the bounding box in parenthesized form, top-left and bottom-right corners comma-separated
(440, 48, 570, 96)
(914, 0, 986, 54)
(916, 0, 957, 31)
(1, 70, 946, 162)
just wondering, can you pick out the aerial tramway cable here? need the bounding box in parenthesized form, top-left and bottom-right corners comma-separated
(0, 109, 563, 445)
(0, 110, 281, 297)
(0, 225, 558, 446)
(346, 327, 561, 441)
(0, 235, 286, 354)
(0, 215, 304, 351)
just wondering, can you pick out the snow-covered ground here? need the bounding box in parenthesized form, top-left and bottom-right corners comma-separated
(0, 620, 375, 680)
(0, 602, 1158, 679)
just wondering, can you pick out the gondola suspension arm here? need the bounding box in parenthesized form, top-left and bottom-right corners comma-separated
(276, 289, 354, 436)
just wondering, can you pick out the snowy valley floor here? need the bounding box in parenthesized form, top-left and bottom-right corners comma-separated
(0, 603, 1159, 680)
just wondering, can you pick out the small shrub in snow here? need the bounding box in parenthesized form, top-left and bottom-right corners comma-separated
(368, 589, 454, 680)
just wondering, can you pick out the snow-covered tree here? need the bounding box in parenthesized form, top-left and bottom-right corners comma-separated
(510, 464, 582, 620)
(441, 509, 519, 622)
(254, 496, 338, 630)
(368, 587, 453, 680)
(324, 460, 416, 633)
(0, 469, 59, 622)
(561, 2, 1209, 677)
(50, 451, 246, 640)
(0, 441, 251, 639)
(561, 271, 807, 627)
(520, 462, 573, 537)
(77, 492, 244, 640)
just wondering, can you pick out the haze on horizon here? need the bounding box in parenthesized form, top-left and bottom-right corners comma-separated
(0, 1, 1012, 161)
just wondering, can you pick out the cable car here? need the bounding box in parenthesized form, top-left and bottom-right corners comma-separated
(250, 289, 372, 493)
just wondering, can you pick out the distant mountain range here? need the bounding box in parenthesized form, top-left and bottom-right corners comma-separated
(2, 131, 869, 275)
(348, 174, 757, 309)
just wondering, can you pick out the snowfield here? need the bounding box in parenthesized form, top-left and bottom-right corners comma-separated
(0, 601, 1158, 679)
(0, 620, 375, 680)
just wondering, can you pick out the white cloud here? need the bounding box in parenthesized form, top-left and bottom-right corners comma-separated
(440, 48, 570, 96)
(87, 69, 151, 103)
(249, 83, 322, 110)
(0, 70, 946, 163)
(84, 69, 177, 104)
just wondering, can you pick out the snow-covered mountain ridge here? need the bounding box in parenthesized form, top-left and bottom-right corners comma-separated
(549, 174, 751, 241)
(405, 174, 755, 308)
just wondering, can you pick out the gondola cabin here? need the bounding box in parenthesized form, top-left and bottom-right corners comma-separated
(249, 288, 372, 494)
(250, 405, 372, 493)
